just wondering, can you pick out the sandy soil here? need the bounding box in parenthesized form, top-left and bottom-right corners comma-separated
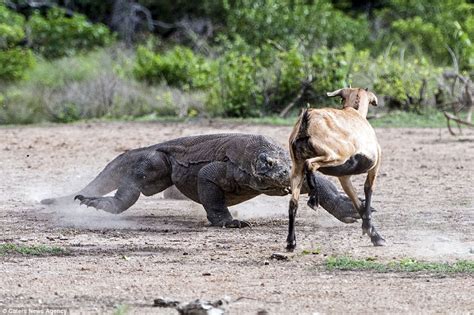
(0, 121, 473, 314)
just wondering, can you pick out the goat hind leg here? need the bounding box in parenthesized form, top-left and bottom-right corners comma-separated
(361, 169, 386, 246)
(304, 156, 328, 209)
(287, 165, 304, 251)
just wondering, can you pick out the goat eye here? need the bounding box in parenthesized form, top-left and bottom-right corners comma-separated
(267, 160, 274, 167)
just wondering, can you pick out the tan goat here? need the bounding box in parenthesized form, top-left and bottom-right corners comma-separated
(286, 87, 385, 250)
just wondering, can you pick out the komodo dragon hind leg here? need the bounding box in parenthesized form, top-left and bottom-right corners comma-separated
(198, 162, 251, 228)
(75, 185, 140, 214)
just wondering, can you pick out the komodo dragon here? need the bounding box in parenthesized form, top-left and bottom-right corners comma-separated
(42, 133, 363, 227)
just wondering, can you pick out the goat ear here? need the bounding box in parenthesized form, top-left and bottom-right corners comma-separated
(369, 93, 378, 106)
(326, 88, 344, 98)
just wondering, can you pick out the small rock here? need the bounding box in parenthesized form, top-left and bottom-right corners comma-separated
(153, 297, 180, 308)
(270, 253, 289, 261)
(178, 298, 228, 315)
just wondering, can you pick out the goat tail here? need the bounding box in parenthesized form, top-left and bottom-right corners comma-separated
(297, 108, 311, 139)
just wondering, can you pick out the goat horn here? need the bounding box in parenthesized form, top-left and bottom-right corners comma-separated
(327, 88, 345, 97)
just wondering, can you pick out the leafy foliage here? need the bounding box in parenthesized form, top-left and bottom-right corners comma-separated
(1, 0, 473, 123)
(207, 52, 263, 117)
(223, 0, 369, 50)
(28, 7, 112, 58)
(0, 4, 34, 81)
(0, 4, 25, 48)
(374, 0, 474, 70)
(0, 47, 35, 81)
(133, 45, 216, 89)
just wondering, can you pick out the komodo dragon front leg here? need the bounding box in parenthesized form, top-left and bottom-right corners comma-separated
(197, 162, 251, 228)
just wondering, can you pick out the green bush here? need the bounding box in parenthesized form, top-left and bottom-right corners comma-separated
(207, 52, 263, 117)
(207, 44, 350, 117)
(260, 46, 349, 113)
(374, 0, 474, 70)
(348, 48, 442, 111)
(133, 45, 216, 89)
(0, 48, 35, 81)
(372, 57, 441, 112)
(309, 47, 349, 102)
(0, 4, 35, 81)
(0, 4, 25, 48)
(267, 47, 306, 110)
(28, 7, 112, 58)
(224, 0, 370, 50)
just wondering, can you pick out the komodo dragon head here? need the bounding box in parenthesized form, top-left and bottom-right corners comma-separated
(242, 137, 291, 195)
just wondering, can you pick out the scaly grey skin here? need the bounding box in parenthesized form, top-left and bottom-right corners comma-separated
(41, 134, 363, 227)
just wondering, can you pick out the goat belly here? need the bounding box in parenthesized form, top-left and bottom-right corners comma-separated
(319, 154, 374, 176)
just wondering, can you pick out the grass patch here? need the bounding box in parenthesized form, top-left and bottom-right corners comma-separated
(325, 256, 474, 273)
(301, 248, 321, 255)
(369, 110, 460, 128)
(140, 110, 460, 128)
(113, 304, 130, 315)
(0, 243, 67, 256)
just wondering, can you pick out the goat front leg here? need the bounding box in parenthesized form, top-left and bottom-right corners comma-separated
(287, 165, 304, 251)
(361, 167, 386, 246)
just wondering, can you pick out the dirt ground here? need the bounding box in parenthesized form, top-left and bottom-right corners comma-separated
(0, 121, 473, 314)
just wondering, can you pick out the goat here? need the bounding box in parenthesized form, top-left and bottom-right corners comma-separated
(286, 87, 385, 250)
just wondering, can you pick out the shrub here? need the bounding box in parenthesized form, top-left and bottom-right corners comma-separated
(0, 47, 35, 81)
(28, 7, 112, 58)
(206, 52, 263, 117)
(374, 0, 474, 71)
(262, 46, 350, 113)
(133, 45, 216, 89)
(0, 4, 35, 81)
(309, 47, 349, 103)
(0, 4, 25, 48)
(224, 0, 370, 50)
(349, 48, 442, 111)
(206, 44, 351, 117)
(372, 57, 441, 111)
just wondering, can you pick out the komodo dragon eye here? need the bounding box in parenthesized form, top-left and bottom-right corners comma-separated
(257, 153, 275, 172)
(258, 153, 274, 166)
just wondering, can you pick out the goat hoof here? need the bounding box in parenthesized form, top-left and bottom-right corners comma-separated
(286, 240, 296, 252)
(371, 233, 386, 246)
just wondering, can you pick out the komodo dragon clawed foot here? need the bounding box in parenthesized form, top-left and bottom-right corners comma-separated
(221, 219, 252, 228)
(74, 195, 118, 213)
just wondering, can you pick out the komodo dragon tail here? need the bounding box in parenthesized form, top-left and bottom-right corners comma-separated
(40, 153, 126, 205)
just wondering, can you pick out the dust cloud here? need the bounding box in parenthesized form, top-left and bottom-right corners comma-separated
(230, 194, 290, 219)
(28, 169, 140, 230)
